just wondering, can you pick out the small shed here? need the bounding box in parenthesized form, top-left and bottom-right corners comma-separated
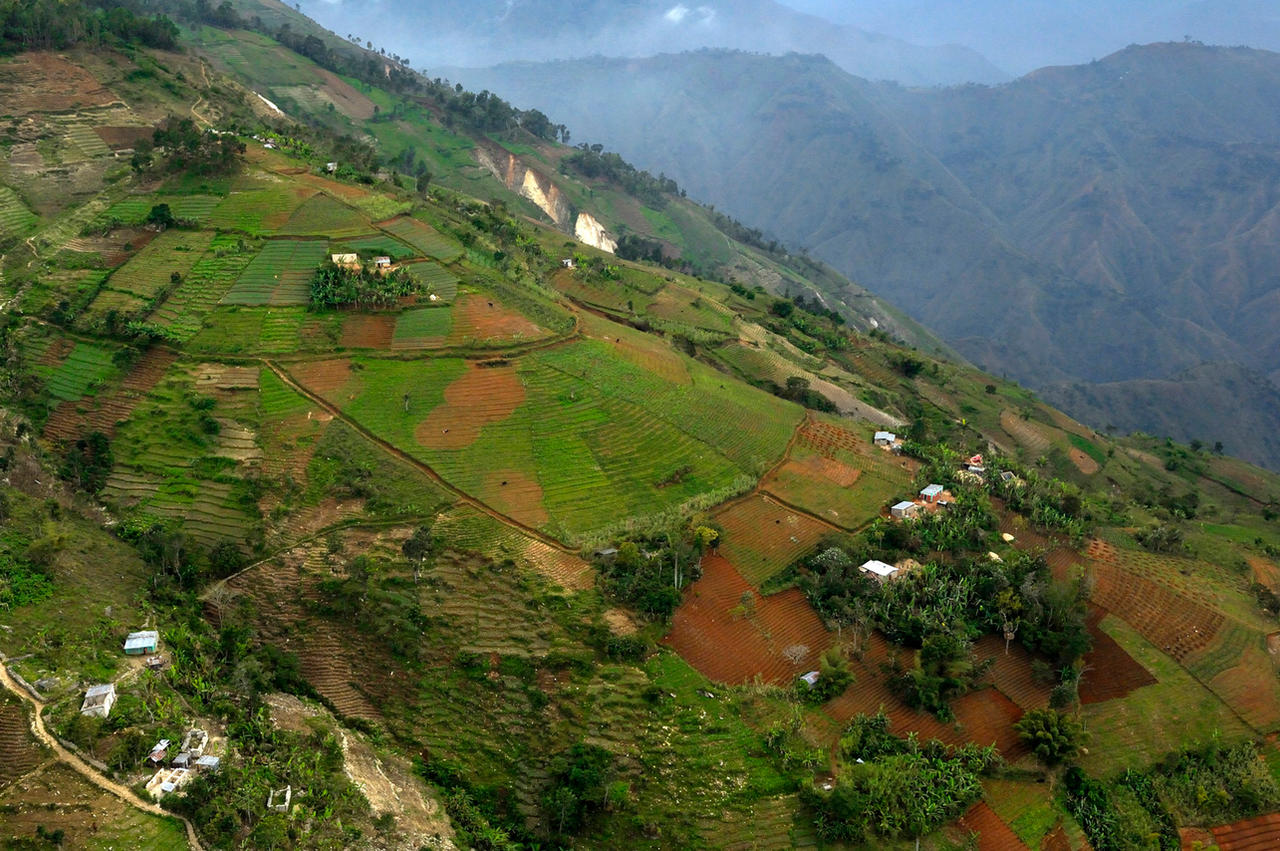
(149, 739, 171, 763)
(919, 484, 944, 504)
(594, 547, 619, 560)
(561, 258, 575, 269)
(890, 501, 919, 520)
(124, 630, 159, 656)
(195, 755, 222, 772)
(80, 684, 116, 718)
(172, 751, 192, 768)
(1000, 470, 1016, 483)
(325, 161, 338, 173)
(874, 431, 896, 446)
(800, 671, 820, 689)
(374, 256, 392, 268)
(330, 253, 359, 268)
(859, 559, 899, 581)
(268, 785, 293, 813)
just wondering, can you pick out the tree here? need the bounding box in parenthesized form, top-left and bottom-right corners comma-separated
(401, 524, 434, 584)
(1015, 707, 1087, 766)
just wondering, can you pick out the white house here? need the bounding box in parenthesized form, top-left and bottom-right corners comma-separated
(874, 431, 896, 446)
(81, 684, 116, 718)
(890, 501, 919, 520)
(859, 559, 899, 581)
(800, 671, 821, 689)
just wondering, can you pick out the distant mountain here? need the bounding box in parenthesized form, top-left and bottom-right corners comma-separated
(779, 0, 1280, 75)
(448, 44, 1280, 470)
(295, 0, 1007, 86)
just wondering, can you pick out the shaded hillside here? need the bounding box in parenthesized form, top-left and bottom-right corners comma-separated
(296, 0, 1006, 85)
(448, 45, 1280, 469)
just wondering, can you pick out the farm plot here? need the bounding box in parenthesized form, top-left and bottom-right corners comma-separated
(663, 553, 832, 684)
(428, 504, 591, 590)
(221, 239, 327, 305)
(149, 233, 258, 340)
(94, 194, 223, 228)
(0, 763, 190, 850)
(1077, 607, 1157, 705)
(763, 442, 910, 530)
(103, 230, 215, 299)
(0, 52, 117, 114)
(340, 313, 396, 349)
(0, 697, 43, 789)
(972, 634, 1055, 711)
(402, 260, 459, 301)
(648, 284, 734, 333)
(957, 803, 1029, 851)
(1000, 410, 1052, 454)
(1212, 813, 1280, 851)
(1089, 558, 1224, 663)
(32, 341, 116, 403)
(1088, 539, 1257, 623)
(43, 348, 178, 442)
(0, 185, 37, 239)
(1184, 624, 1280, 731)
(712, 495, 834, 586)
(276, 192, 371, 238)
(336, 233, 416, 262)
(101, 470, 254, 546)
(580, 311, 690, 386)
(63, 123, 111, 159)
(208, 178, 316, 234)
(391, 307, 452, 348)
(377, 215, 463, 261)
(447, 293, 547, 346)
(1078, 615, 1252, 773)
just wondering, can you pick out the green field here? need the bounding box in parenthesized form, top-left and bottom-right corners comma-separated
(221, 239, 327, 305)
(149, 233, 260, 340)
(208, 179, 315, 235)
(0, 185, 38, 239)
(393, 307, 452, 344)
(299, 340, 798, 539)
(403, 260, 459, 301)
(33, 342, 117, 403)
(93, 194, 223, 228)
(277, 192, 371, 238)
(104, 230, 215, 299)
(335, 233, 417, 261)
(378, 215, 464, 261)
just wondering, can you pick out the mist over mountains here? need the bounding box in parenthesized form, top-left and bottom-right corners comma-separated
(295, 0, 1006, 85)
(450, 45, 1280, 470)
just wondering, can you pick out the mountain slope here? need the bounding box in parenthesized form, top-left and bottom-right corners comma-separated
(448, 45, 1280, 470)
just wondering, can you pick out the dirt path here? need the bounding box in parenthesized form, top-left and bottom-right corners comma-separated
(0, 659, 205, 851)
(189, 61, 213, 128)
(264, 360, 581, 558)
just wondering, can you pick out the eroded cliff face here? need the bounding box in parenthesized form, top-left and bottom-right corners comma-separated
(574, 211, 617, 254)
(474, 144, 617, 253)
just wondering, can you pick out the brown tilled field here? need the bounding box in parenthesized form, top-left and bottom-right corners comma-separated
(0, 52, 118, 113)
(92, 125, 152, 150)
(712, 495, 834, 586)
(1089, 559, 1224, 663)
(0, 701, 43, 789)
(663, 553, 831, 684)
(339, 313, 396, 349)
(288, 359, 355, 397)
(973, 634, 1055, 711)
(999, 410, 1052, 453)
(1078, 608, 1157, 705)
(581, 313, 690, 386)
(1068, 447, 1101, 475)
(414, 363, 526, 449)
(447, 294, 544, 344)
(1212, 812, 1280, 850)
(520, 538, 593, 591)
(481, 469, 549, 528)
(957, 802, 1029, 851)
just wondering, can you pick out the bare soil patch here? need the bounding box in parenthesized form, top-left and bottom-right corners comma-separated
(602, 608, 638, 636)
(289, 359, 355, 397)
(520, 538, 593, 591)
(712, 495, 834, 586)
(92, 126, 152, 150)
(0, 53, 117, 113)
(339, 313, 396, 349)
(482, 469, 548, 528)
(414, 363, 525, 449)
(448, 293, 543, 344)
(957, 802, 1029, 851)
(1068, 447, 1100, 475)
(1078, 608, 1157, 705)
(1212, 812, 1280, 850)
(1249, 556, 1280, 592)
(43, 348, 177, 442)
(1089, 559, 1223, 663)
(787, 453, 861, 488)
(0, 702, 43, 788)
(663, 553, 832, 685)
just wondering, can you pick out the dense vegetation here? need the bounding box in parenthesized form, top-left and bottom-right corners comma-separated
(308, 261, 419, 310)
(0, 0, 178, 53)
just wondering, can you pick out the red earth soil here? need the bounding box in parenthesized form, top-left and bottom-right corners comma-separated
(0, 52, 117, 112)
(92, 126, 152, 150)
(711, 494, 835, 584)
(958, 802, 1029, 851)
(289, 359, 355, 396)
(1078, 608, 1156, 705)
(1039, 827, 1074, 851)
(773, 454, 862, 489)
(37, 338, 74, 366)
(1249, 556, 1280, 593)
(482, 469, 549, 528)
(414, 363, 526, 449)
(1089, 559, 1223, 662)
(663, 553, 831, 684)
(973, 634, 1055, 711)
(448, 294, 543, 344)
(339, 314, 396, 349)
(1212, 812, 1280, 850)
(796, 418, 867, 456)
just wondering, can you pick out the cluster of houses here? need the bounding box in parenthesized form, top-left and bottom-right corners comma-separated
(145, 728, 221, 798)
(78, 630, 222, 799)
(889, 481, 955, 521)
(873, 430, 905, 454)
(331, 252, 393, 271)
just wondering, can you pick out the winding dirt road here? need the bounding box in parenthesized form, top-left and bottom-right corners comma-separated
(0, 659, 205, 851)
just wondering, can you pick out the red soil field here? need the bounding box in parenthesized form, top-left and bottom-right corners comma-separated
(414, 363, 526, 449)
(712, 494, 835, 585)
(1078, 608, 1156, 705)
(778, 453, 862, 488)
(448, 294, 543, 344)
(521, 539, 593, 592)
(482, 469, 549, 528)
(92, 126, 152, 150)
(973, 634, 1055, 711)
(958, 802, 1029, 851)
(0, 52, 117, 113)
(42, 348, 177, 442)
(37, 338, 73, 366)
(822, 632, 1030, 760)
(796, 418, 868, 457)
(290, 358, 356, 396)
(339, 313, 396, 349)
(1249, 556, 1280, 592)
(1068, 448, 1100, 475)
(1212, 812, 1280, 850)
(0, 702, 42, 787)
(1040, 827, 1074, 851)
(1089, 559, 1223, 662)
(663, 553, 832, 684)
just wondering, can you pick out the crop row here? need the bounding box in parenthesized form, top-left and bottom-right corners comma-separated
(107, 230, 215, 298)
(378, 215, 463, 261)
(0, 186, 38, 239)
(277, 192, 372, 239)
(149, 234, 257, 339)
(221, 239, 326, 306)
(34, 342, 116, 402)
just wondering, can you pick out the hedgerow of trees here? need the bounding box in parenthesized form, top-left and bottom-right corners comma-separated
(0, 0, 178, 54)
(308, 261, 419, 310)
